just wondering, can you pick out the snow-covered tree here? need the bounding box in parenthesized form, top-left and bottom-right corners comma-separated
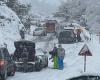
(54, 0, 86, 22)
(6, 0, 31, 31)
(6, 0, 17, 9)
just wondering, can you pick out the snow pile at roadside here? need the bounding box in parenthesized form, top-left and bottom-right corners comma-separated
(0, 2, 24, 53)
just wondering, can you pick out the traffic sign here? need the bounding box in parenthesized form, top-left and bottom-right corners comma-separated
(78, 44, 92, 72)
(79, 44, 92, 56)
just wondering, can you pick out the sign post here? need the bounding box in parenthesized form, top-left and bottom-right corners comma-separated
(78, 44, 92, 72)
(97, 32, 100, 44)
(84, 55, 86, 72)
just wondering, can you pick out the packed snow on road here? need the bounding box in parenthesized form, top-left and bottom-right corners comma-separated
(7, 34, 100, 80)
(0, 0, 100, 80)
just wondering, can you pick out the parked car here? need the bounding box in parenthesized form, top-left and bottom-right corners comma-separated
(14, 40, 48, 72)
(58, 29, 76, 44)
(67, 75, 100, 80)
(0, 47, 15, 80)
(33, 27, 46, 36)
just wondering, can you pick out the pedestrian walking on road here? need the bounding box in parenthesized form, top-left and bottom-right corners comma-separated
(76, 29, 82, 42)
(20, 27, 25, 39)
(57, 44, 65, 70)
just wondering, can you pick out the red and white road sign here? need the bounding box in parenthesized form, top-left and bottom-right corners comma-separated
(78, 44, 92, 72)
(79, 44, 92, 56)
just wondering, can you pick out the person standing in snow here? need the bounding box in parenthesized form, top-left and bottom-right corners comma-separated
(49, 44, 58, 69)
(76, 29, 82, 42)
(57, 44, 65, 70)
(20, 27, 25, 39)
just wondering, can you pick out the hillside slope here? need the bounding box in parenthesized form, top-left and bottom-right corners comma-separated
(0, 2, 23, 53)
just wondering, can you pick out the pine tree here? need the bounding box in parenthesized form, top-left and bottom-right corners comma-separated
(6, 0, 17, 9)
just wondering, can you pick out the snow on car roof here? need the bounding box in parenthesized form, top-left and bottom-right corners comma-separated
(64, 27, 75, 30)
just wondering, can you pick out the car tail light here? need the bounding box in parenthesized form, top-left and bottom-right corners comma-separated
(0, 60, 5, 66)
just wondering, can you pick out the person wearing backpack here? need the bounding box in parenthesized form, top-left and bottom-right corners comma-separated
(49, 44, 58, 69)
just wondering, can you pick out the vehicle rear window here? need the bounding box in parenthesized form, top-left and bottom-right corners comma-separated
(14, 41, 35, 49)
(60, 31, 72, 37)
(35, 28, 43, 31)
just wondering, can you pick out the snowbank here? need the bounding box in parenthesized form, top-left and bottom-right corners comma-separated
(0, 2, 24, 53)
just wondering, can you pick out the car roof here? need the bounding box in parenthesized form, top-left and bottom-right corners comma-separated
(14, 40, 35, 49)
(64, 27, 75, 30)
(14, 40, 34, 44)
(61, 29, 74, 33)
(35, 27, 43, 29)
(67, 74, 100, 80)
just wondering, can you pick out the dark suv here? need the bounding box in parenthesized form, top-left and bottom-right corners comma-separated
(0, 47, 15, 80)
(14, 40, 48, 72)
(58, 29, 76, 44)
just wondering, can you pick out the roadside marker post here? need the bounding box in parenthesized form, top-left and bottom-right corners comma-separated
(97, 32, 100, 44)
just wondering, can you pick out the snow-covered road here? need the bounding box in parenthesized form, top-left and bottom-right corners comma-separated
(8, 34, 100, 80)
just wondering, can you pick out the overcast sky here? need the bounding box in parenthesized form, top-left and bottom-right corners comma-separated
(19, 0, 62, 16)
(19, 0, 61, 6)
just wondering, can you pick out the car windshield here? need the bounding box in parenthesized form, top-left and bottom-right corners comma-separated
(35, 28, 43, 31)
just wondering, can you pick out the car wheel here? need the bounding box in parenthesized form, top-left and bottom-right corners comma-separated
(9, 70, 15, 76)
(44, 32, 47, 36)
(8, 67, 15, 76)
(43, 32, 45, 36)
(1, 70, 7, 80)
(44, 59, 48, 68)
(35, 60, 42, 71)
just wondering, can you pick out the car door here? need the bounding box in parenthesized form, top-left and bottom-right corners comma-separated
(3, 48, 14, 73)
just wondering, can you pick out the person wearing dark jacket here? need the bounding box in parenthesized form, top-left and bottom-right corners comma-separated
(49, 47, 57, 60)
(49, 44, 58, 69)
(20, 27, 25, 39)
(76, 29, 82, 42)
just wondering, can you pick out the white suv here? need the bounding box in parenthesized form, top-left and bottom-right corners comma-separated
(33, 27, 46, 36)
